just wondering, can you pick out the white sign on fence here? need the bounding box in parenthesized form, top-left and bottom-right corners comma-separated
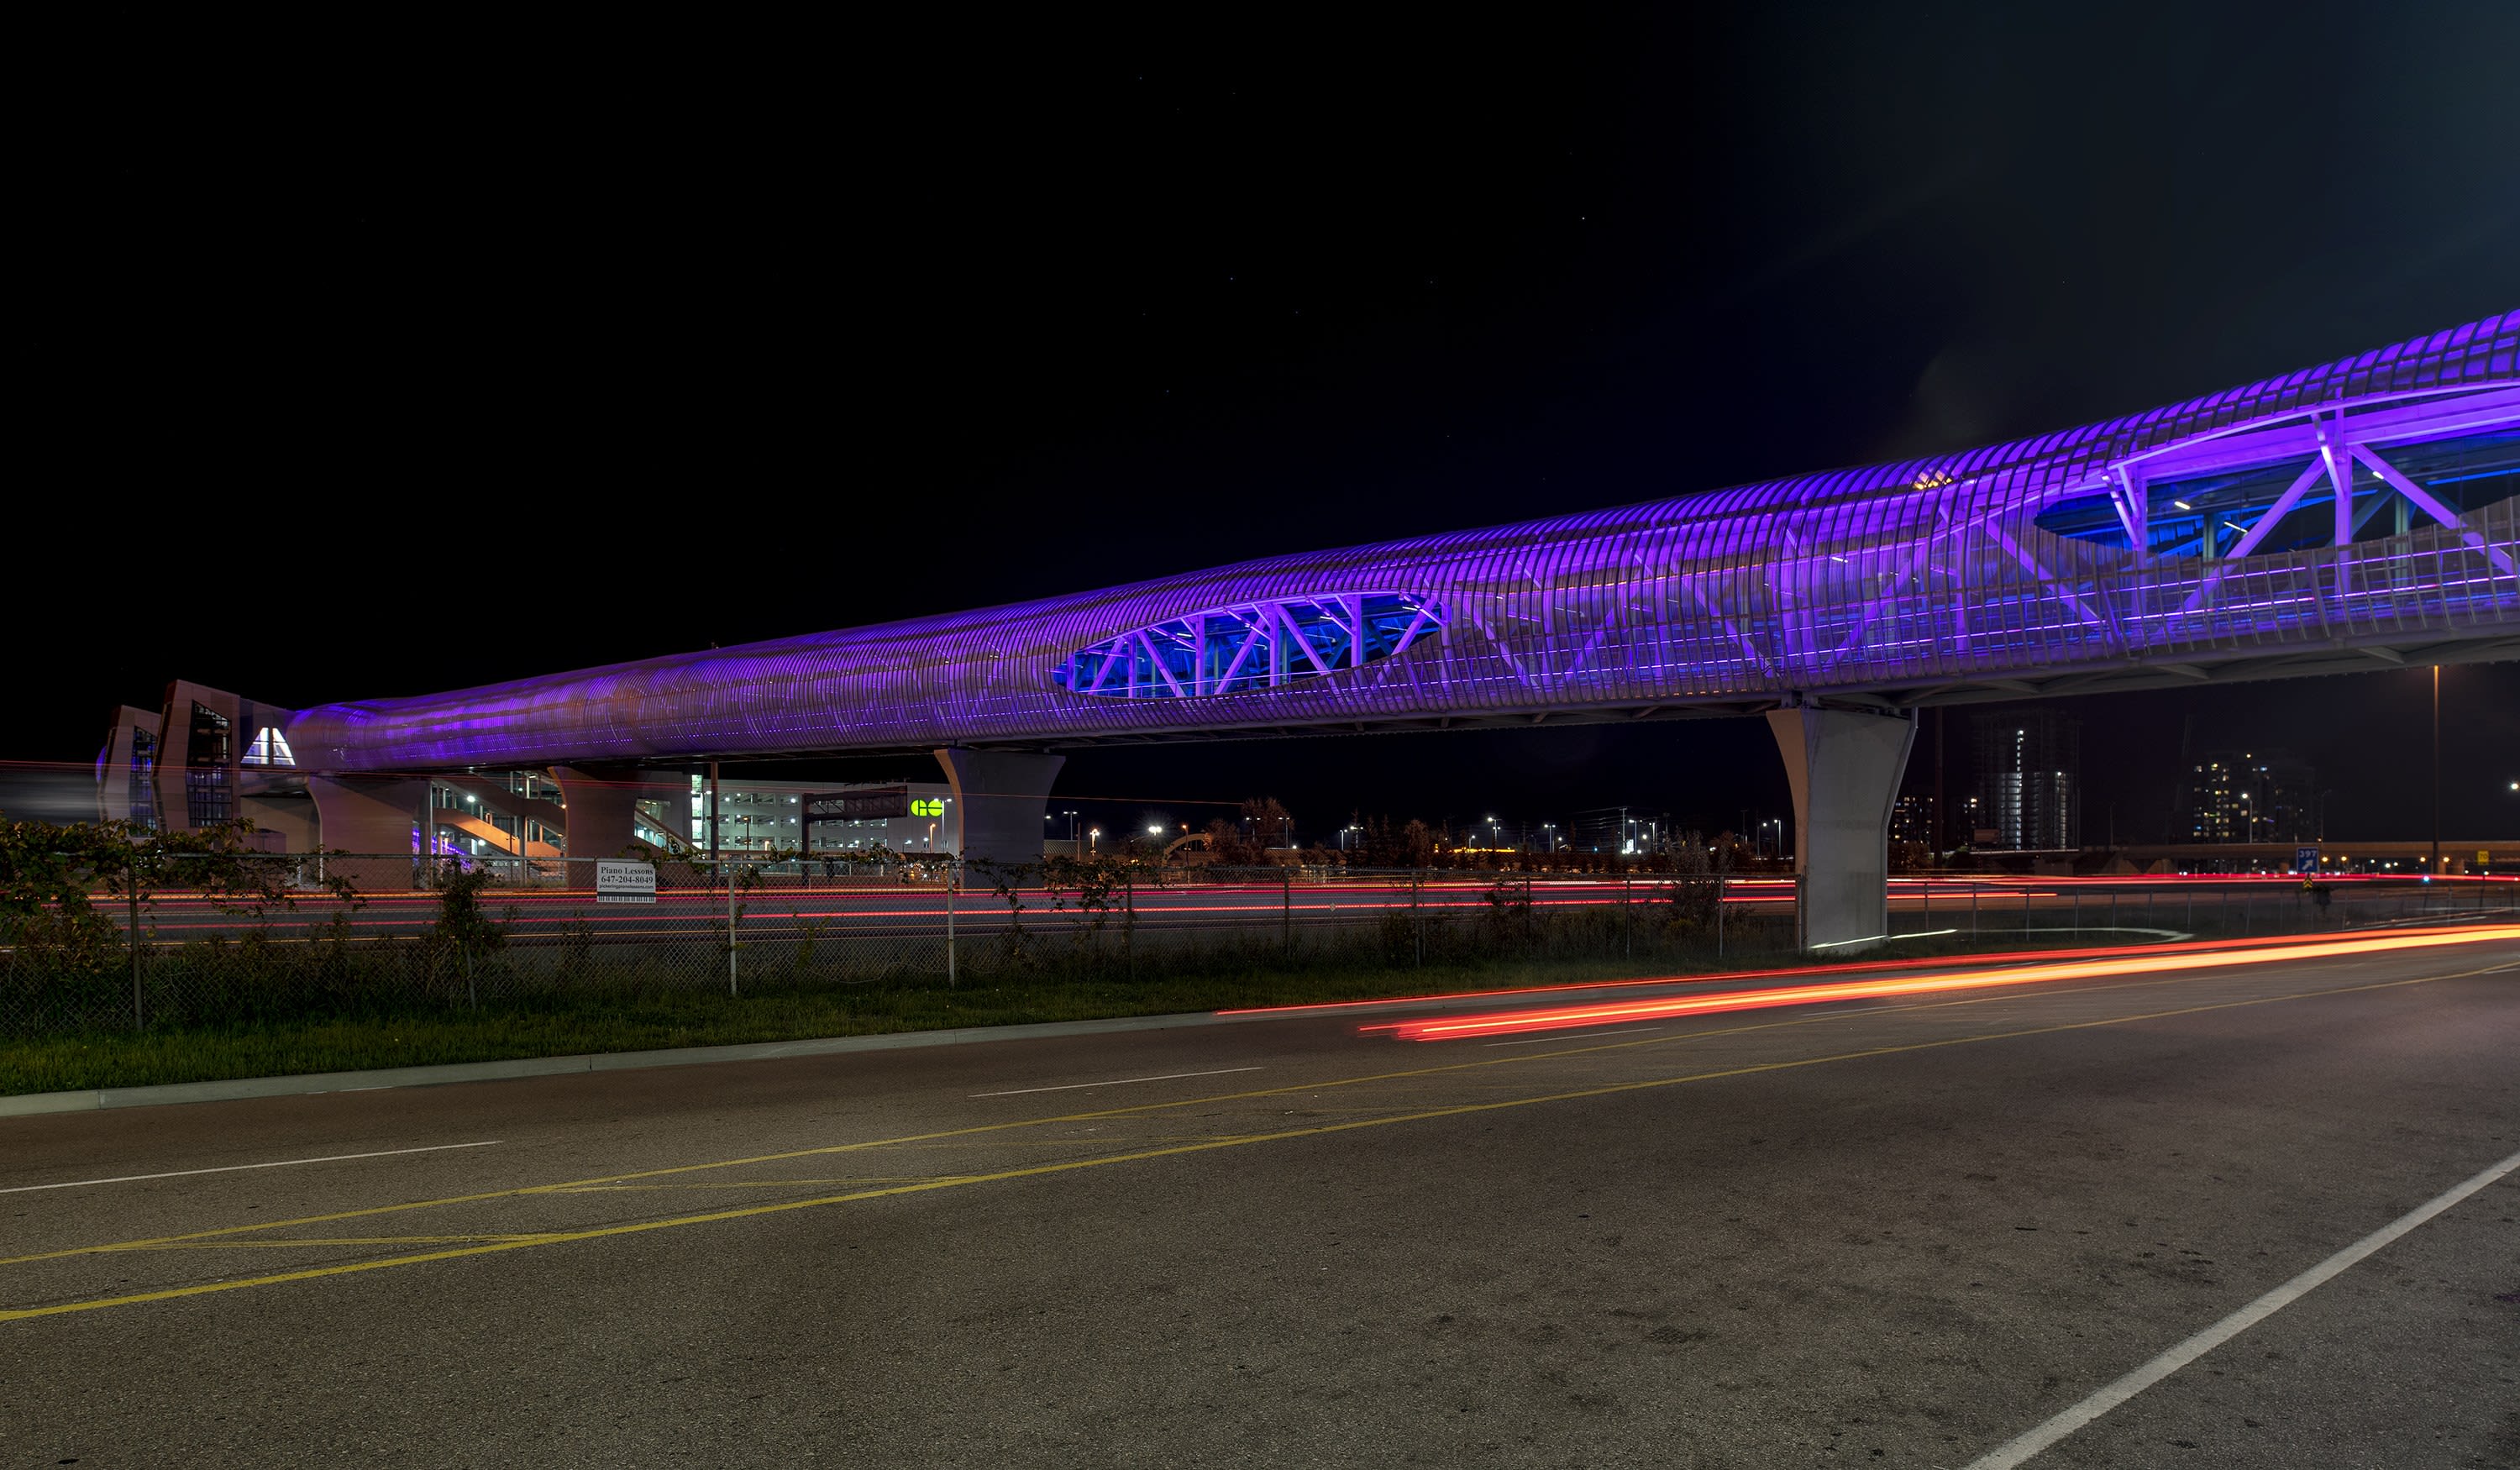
(596, 859, 657, 903)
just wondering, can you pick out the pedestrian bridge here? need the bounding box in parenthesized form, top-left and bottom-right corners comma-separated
(291, 312, 2517, 768)
(138, 312, 2520, 948)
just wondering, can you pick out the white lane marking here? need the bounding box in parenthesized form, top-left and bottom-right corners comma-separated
(971, 1067, 1263, 1099)
(1485, 1026, 1664, 1047)
(1961, 1142, 2520, 1469)
(0, 1141, 504, 1195)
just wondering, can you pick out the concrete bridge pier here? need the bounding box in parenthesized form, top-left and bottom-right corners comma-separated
(550, 767, 664, 860)
(1766, 706, 1916, 952)
(933, 748, 1065, 869)
(307, 775, 429, 861)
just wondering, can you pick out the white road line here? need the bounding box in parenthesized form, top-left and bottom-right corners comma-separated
(0, 1141, 504, 1195)
(970, 1067, 1263, 1098)
(1485, 1026, 1664, 1047)
(1961, 1142, 2520, 1469)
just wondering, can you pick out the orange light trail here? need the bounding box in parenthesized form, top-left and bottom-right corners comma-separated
(1222, 926, 2457, 1018)
(1374, 925, 2520, 1042)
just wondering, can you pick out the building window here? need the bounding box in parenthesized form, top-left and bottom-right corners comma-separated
(239, 726, 296, 767)
(184, 702, 234, 826)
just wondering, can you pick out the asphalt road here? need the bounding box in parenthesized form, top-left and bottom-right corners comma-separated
(4, 932, 2517, 1467)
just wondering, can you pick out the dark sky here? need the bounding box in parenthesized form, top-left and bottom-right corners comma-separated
(24, 6, 2520, 843)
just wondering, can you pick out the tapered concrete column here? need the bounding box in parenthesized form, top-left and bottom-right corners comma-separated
(932, 748, 1063, 867)
(306, 776, 428, 858)
(1766, 706, 1916, 952)
(551, 766, 675, 859)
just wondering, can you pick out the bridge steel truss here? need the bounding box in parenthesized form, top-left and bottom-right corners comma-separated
(288, 311, 2518, 774)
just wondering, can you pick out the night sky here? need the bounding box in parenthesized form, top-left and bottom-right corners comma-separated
(26, 8, 2520, 843)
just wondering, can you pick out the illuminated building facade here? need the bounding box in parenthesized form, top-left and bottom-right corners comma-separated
(1889, 795, 1937, 848)
(2179, 752, 2318, 843)
(1971, 711, 2081, 851)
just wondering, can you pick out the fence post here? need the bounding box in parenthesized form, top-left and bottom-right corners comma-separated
(1715, 873, 1725, 959)
(1969, 880, 1978, 938)
(1126, 873, 1137, 979)
(2071, 888, 2079, 937)
(727, 858, 739, 996)
(944, 861, 957, 989)
(1412, 869, 1424, 966)
(126, 849, 144, 1032)
(1623, 874, 1632, 958)
(1282, 867, 1292, 958)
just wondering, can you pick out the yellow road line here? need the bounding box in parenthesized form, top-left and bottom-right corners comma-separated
(109, 1235, 559, 1250)
(538, 1177, 947, 1192)
(0, 953, 2486, 1270)
(7, 962, 2505, 1325)
(0, 982, 2050, 1264)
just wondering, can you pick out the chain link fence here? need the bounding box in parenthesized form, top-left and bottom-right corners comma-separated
(4, 851, 2514, 1039)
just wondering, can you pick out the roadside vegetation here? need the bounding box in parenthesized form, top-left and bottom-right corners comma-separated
(3, 926, 2082, 1096)
(3, 813, 2247, 1097)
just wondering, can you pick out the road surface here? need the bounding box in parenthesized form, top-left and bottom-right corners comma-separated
(5, 927, 2517, 1466)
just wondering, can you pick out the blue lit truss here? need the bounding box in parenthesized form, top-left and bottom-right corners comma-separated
(1052, 593, 1447, 699)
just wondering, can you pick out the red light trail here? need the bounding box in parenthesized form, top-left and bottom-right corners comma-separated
(1216, 926, 2469, 1019)
(1365, 925, 2520, 1042)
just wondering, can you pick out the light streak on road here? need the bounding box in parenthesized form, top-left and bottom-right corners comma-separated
(1373, 926, 2520, 1042)
(1220, 927, 2444, 1018)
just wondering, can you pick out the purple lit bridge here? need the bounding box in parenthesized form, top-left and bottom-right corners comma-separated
(118, 312, 2519, 947)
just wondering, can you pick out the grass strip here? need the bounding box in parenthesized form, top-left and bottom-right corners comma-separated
(0, 929, 2144, 1096)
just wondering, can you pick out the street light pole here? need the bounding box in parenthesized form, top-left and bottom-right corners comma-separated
(2430, 664, 2441, 878)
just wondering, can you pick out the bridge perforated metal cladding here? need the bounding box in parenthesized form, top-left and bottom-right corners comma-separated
(286, 313, 2517, 770)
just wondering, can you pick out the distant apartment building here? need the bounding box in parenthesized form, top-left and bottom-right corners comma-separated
(1890, 794, 1937, 848)
(1568, 806, 1669, 854)
(2178, 751, 2318, 843)
(1971, 711, 2080, 850)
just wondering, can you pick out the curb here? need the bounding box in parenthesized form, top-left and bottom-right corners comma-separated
(17, 925, 2452, 1120)
(0, 1008, 1263, 1118)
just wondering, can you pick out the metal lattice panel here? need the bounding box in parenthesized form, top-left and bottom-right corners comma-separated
(288, 312, 2520, 770)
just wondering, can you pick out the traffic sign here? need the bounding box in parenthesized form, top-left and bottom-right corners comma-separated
(2293, 845, 2319, 874)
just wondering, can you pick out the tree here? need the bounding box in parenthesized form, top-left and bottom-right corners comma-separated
(1240, 796, 1294, 850)
(1400, 819, 1436, 869)
(1, 816, 363, 1027)
(1201, 817, 1258, 866)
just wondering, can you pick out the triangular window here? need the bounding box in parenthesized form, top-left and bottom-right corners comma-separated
(240, 727, 297, 767)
